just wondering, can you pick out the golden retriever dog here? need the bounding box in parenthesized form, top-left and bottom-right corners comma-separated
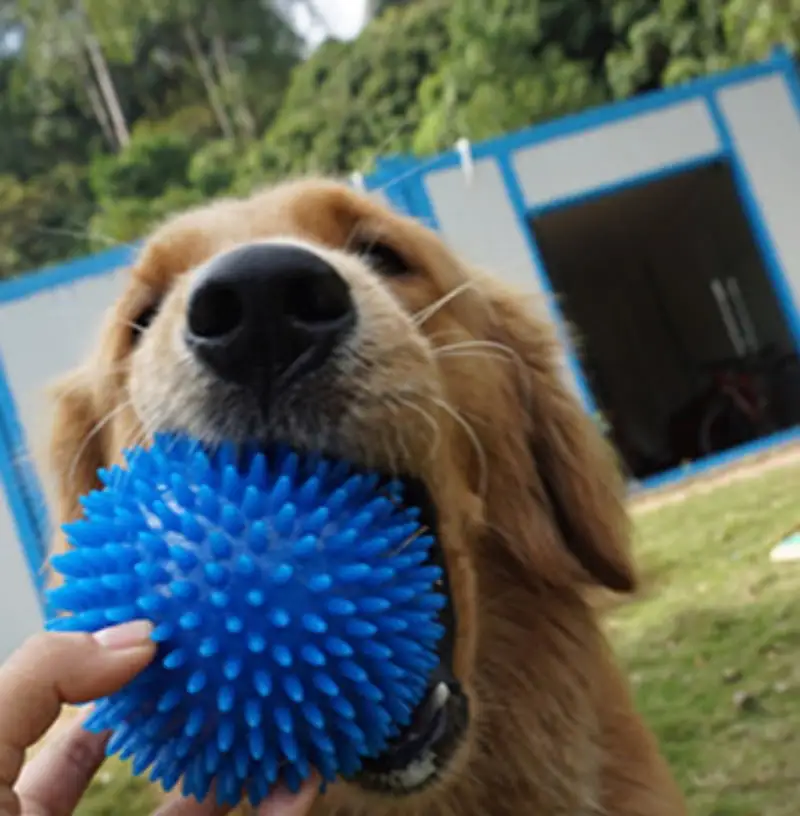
(46, 178, 686, 815)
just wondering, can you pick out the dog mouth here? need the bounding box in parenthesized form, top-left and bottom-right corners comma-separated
(350, 475, 469, 795)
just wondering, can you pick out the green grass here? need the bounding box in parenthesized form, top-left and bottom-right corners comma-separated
(612, 463, 800, 815)
(74, 463, 800, 815)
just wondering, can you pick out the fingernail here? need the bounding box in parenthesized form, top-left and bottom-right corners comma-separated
(93, 620, 153, 650)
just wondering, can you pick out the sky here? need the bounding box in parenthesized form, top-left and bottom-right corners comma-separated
(292, 0, 369, 47)
(315, 0, 369, 38)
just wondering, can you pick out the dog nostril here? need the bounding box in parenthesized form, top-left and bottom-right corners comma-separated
(284, 274, 352, 326)
(188, 284, 244, 340)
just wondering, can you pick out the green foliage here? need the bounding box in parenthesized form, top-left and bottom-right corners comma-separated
(265, 0, 452, 175)
(90, 131, 193, 201)
(188, 139, 239, 196)
(0, 0, 796, 278)
(89, 184, 205, 244)
(0, 163, 95, 277)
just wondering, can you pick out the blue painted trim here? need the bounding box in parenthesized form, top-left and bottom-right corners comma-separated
(706, 90, 800, 353)
(631, 427, 800, 494)
(366, 154, 443, 229)
(526, 151, 725, 218)
(407, 174, 441, 231)
(365, 159, 419, 217)
(493, 152, 600, 416)
(0, 354, 47, 608)
(776, 49, 800, 107)
(0, 243, 138, 306)
(779, 53, 800, 133)
(373, 176, 416, 216)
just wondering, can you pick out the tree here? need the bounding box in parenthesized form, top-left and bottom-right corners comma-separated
(0, 164, 96, 276)
(366, 0, 417, 21)
(723, 0, 800, 63)
(16, 0, 131, 151)
(413, 0, 612, 154)
(2, 0, 799, 279)
(90, 130, 193, 202)
(264, 0, 452, 175)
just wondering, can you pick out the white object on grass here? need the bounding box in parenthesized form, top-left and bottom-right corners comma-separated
(770, 531, 800, 563)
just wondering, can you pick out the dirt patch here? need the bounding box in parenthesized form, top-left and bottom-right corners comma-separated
(629, 438, 800, 515)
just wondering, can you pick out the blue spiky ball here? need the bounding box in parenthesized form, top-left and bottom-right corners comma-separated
(45, 434, 445, 807)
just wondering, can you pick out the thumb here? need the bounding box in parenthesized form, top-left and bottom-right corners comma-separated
(257, 776, 320, 816)
(0, 621, 155, 789)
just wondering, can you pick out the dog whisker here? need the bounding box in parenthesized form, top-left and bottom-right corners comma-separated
(434, 339, 533, 415)
(66, 399, 136, 484)
(410, 393, 489, 500)
(391, 394, 443, 464)
(413, 282, 475, 327)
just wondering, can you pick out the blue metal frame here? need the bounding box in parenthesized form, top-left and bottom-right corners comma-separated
(0, 243, 138, 306)
(367, 155, 442, 229)
(632, 426, 800, 494)
(3, 50, 800, 598)
(493, 152, 601, 416)
(0, 357, 47, 604)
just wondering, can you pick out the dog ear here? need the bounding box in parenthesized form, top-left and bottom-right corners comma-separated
(484, 287, 636, 594)
(46, 369, 105, 576)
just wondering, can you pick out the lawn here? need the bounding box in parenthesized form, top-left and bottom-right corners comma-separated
(615, 461, 800, 815)
(73, 461, 800, 815)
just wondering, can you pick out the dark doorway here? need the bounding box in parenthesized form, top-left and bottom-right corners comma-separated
(532, 161, 800, 479)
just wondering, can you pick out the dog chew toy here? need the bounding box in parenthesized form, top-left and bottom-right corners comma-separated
(45, 434, 446, 807)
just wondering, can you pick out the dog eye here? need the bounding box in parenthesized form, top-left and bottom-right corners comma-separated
(359, 241, 411, 277)
(131, 305, 159, 343)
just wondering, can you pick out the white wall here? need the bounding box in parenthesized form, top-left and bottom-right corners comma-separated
(422, 157, 585, 397)
(0, 480, 44, 660)
(424, 158, 543, 292)
(0, 270, 127, 658)
(0, 272, 127, 502)
(716, 74, 800, 331)
(513, 99, 721, 209)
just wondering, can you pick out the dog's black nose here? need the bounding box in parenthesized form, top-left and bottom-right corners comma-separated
(185, 243, 355, 392)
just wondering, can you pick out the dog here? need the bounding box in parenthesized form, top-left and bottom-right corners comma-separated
(46, 178, 686, 815)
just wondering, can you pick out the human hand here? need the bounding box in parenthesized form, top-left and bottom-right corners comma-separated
(0, 621, 319, 816)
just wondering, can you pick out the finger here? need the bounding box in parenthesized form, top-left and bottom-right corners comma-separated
(257, 776, 320, 816)
(151, 790, 230, 816)
(15, 710, 110, 816)
(0, 621, 154, 789)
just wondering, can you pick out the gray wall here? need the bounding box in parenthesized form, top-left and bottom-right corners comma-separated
(513, 99, 721, 207)
(0, 271, 126, 658)
(422, 157, 585, 397)
(717, 73, 800, 326)
(0, 486, 43, 661)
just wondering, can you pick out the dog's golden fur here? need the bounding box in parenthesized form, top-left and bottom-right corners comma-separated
(46, 178, 685, 815)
